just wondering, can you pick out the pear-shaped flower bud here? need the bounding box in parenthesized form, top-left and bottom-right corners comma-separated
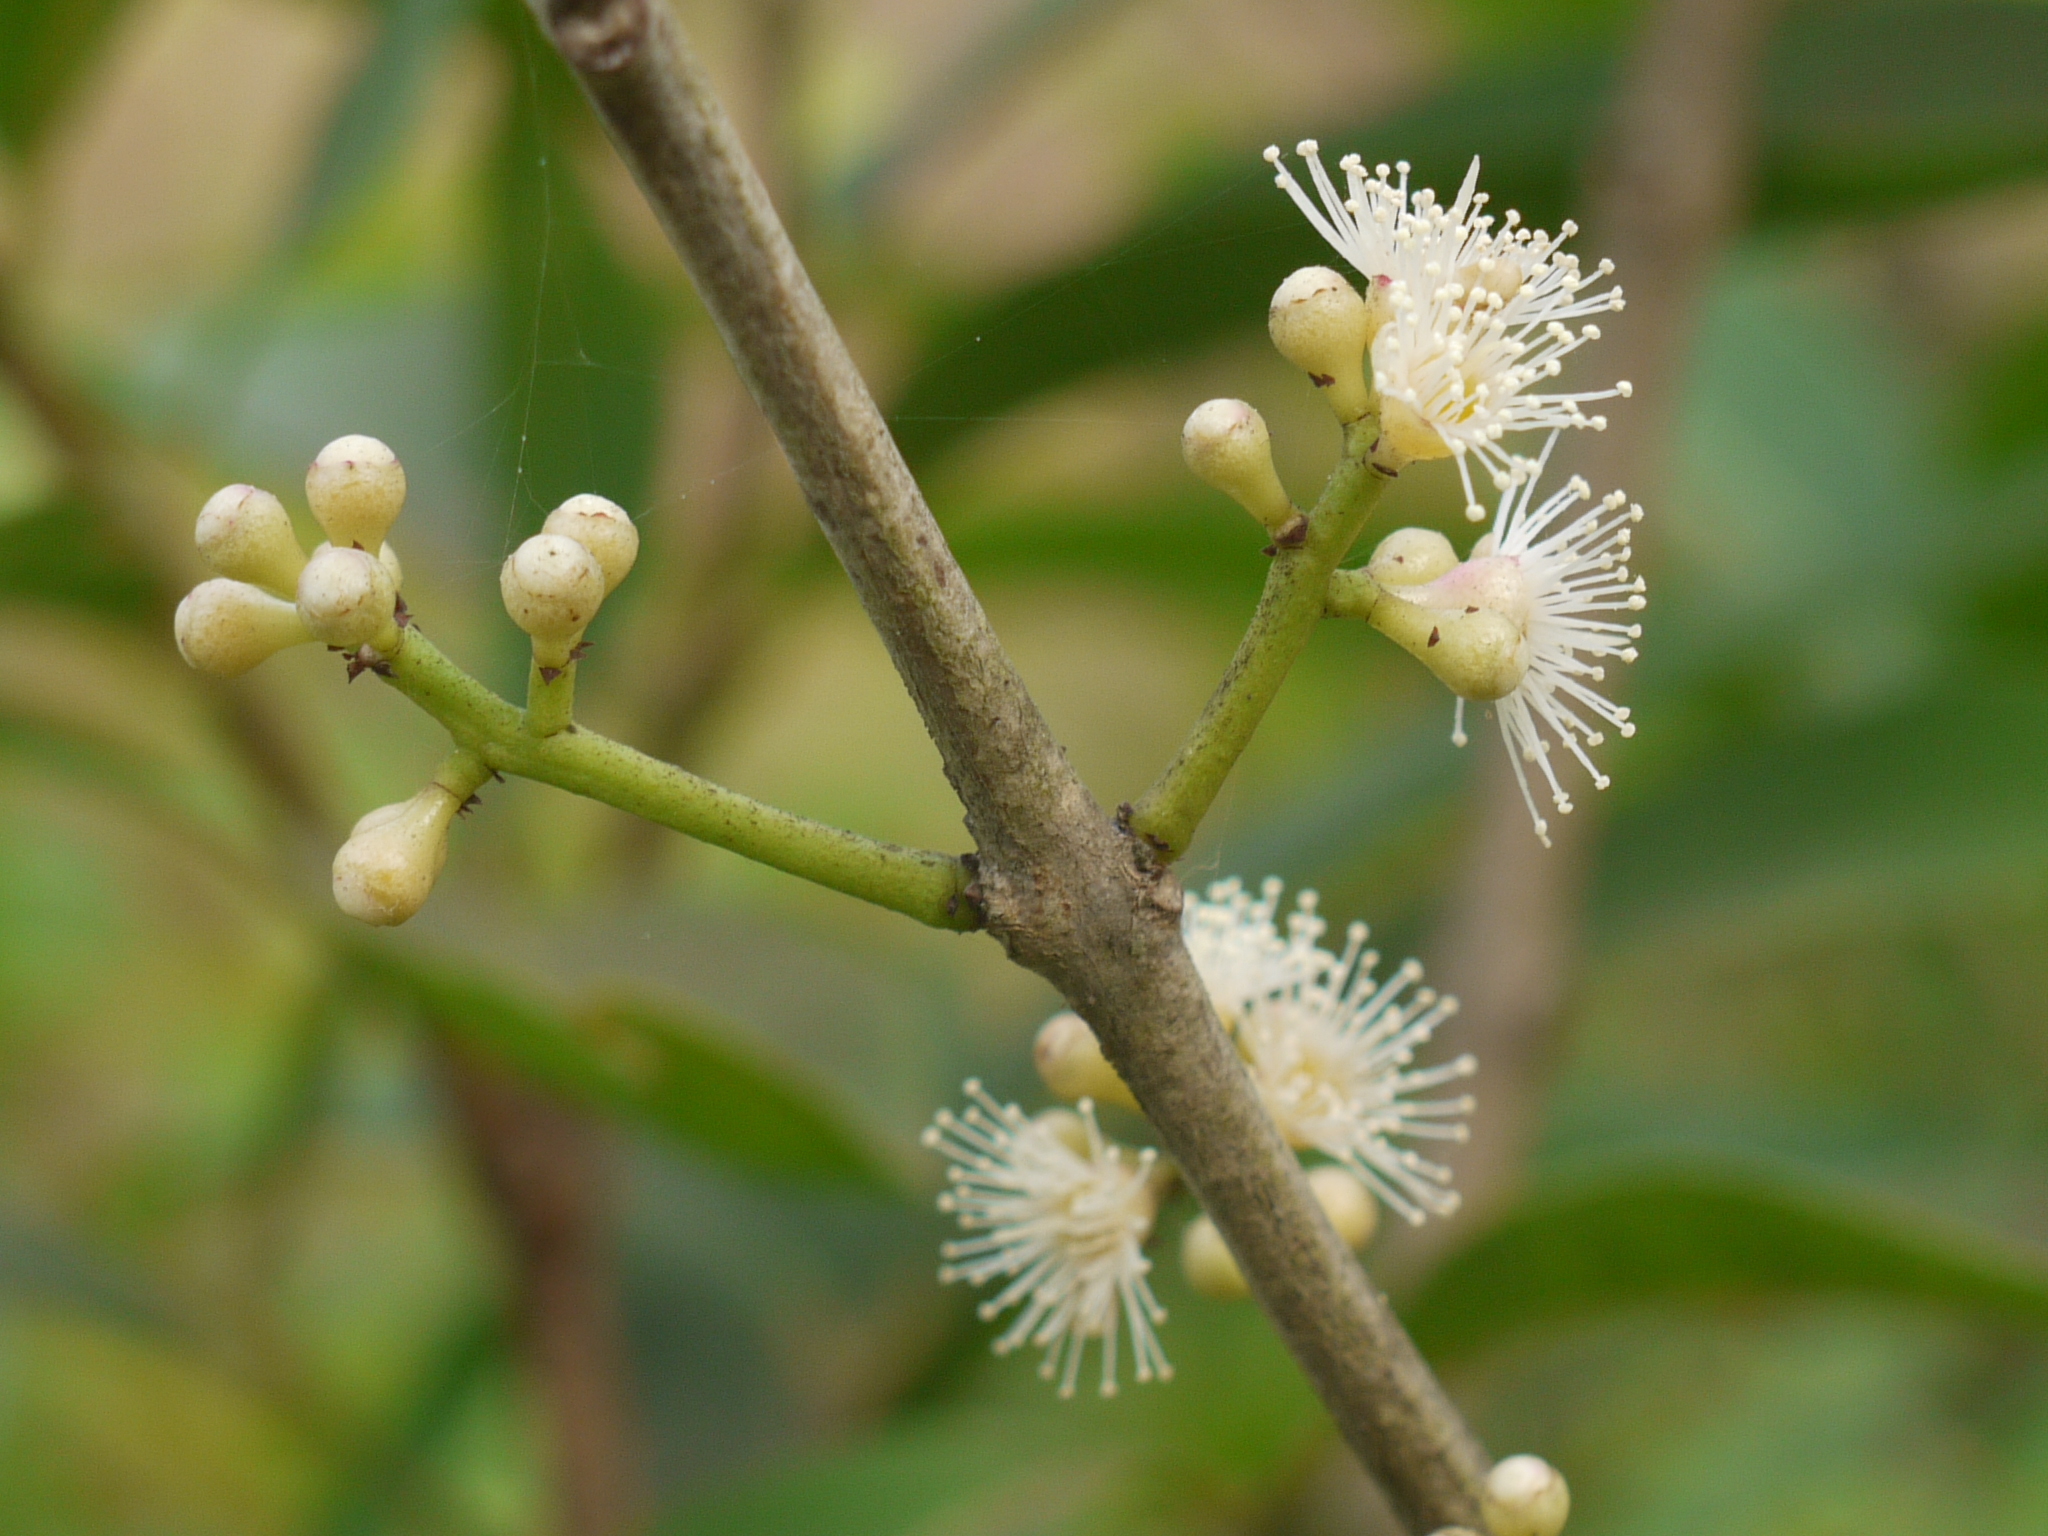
(543, 494, 639, 595)
(175, 578, 313, 676)
(332, 784, 464, 926)
(306, 434, 406, 552)
(297, 545, 399, 651)
(195, 484, 306, 596)
(313, 539, 404, 590)
(1366, 527, 1457, 588)
(1378, 394, 1456, 467)
(1181, 1212, 1248, 1300)
(1269, 266, 1376, 424)
(1182, 1164, 1379, 1301)
(1358, 555, 1534, 703)
(1482, 1455, 1570, 1536)
(501, 533, 607, 669)
(1181, 399, 1295, 535)
(1307, 1164, 1378, 1249)
(1034, 1010, 1141, 1114)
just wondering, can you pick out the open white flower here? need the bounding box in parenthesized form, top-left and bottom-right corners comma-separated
(1451, 432, 1646, 845)
(1185, 879, 1475, 1225)
(1266, 142, 1630, 519)
(923, 1082, 1171, 1398)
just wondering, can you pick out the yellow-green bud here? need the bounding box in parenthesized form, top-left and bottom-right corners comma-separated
(1363, 555, 1534, 702)
(332, 784, 463, 926)
(1307, 1165, 1378, 1250)
(174, 578, 312, 676)
(1181, 399, 1295, 534)
(312, 539, 403, 590)
(195, 484, 306, 596)
(1366, 527, 1457, 588)
(1181, 1214, 1247, 1299)
(1269, 266, 1374, 424)
(1032, 1107, 1094, 1158)
(306, 434, 406, 552)
(1482, 1456, 1570, 1536)
(543, 494, 639, 595)
(1378, 395, 1453, 465)
(1033, 1011, 1140, 1113)
(500, 533, 606, 669)
(1183, 1168, 1377, 1301)
(297, 545, 399, 651)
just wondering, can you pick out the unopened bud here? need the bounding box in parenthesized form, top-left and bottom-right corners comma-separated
(175, 579, 312, 676)
(1269, 266, 1374, 423)
(1377, 394, 1454, 466)
(297, 545, 399, 651)
(196, 485, 306, 596)
(1182, 1168, 1376, 1301)
(306, 435, 406, 552)
(1181, 399, 1294, 534)
(1033, 1107, 1093, 1158)
(1181, 1214, 1248, 1299)
(1364, 557, 1533, 702)
(1366, 527, 1457, 588)
(500, 533, 606, 669)
(1034, 1011, 1140, 1113)
(312, 539, 403, 590)
(1307, 1165, 1378, 1250)
(543, 494, 639, 595)
(1482, 1455, 1570, 1536)
(332, 784, 463, 926)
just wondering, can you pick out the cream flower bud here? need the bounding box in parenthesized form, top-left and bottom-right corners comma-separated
(1377, 394, 1455, 467)
(500, 533, 606, 669)
(1482, 1455, 1570, 1536)
(1034, 1011, 1140, 1113)
(1181, 399, 1295, 534)
(1307, 1165, 1378, 1250)
(174, 578, 312, 676)
(195, 484, 306, 596)
(332, 784, 463, 926)
(1362, 554, 1535, 702)
(297, 545, 399, 651)
(1269, 266, 1375, 423)
(377, 541, 403, 589)
(306, 434, 406, 552)
(1183, 1167, 1377, 1301)
(1181, 1213, 1248, 1299)
(542, 494, 639, 595)
(1367, 527, 1457, 588)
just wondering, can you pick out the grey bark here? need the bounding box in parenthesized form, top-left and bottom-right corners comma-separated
(521, 0, 1489, 1526)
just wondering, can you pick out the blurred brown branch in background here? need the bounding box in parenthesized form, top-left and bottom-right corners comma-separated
(1421, 0, 1790, 1246)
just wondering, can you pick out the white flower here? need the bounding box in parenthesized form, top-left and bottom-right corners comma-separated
(923, 1082, 1171, 1398)
(1453, 432, 1646, 846)
(1181, 874, 1329, 1027)
(1184, 879, 1476, 1225)
(1265, 142, 1630, 520)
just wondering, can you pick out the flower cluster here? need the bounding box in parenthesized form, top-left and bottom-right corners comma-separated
(932, 876, 1471, 1396)
(923, 1084, 1170, 1399)
(173, 434, 639, 923)
(1266, 143, 1630, 521)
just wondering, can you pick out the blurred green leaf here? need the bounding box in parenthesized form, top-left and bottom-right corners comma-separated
(1407, 1156, 2048, 1364)
(350, 946, 897, 1189)
(0, 0, 131, 153)
(664, 1260, 1326, 1536)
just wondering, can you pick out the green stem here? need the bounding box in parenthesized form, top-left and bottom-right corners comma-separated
(1127, 416, 1391, 859)
(525, 655, 576, 737)
(380, 630, 979, 931)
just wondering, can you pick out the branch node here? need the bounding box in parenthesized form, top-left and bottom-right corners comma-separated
(546, 0, 646, 72)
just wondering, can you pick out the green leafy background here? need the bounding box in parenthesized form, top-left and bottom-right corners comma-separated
(2, 0, 2047, 1531)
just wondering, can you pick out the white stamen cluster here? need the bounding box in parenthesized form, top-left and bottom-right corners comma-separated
(1456, 434, 1646, 845)
(923, 1083, 1171, 1399)
(1265, 142, 1630, 520)
(1183, 879, 1475, 1225)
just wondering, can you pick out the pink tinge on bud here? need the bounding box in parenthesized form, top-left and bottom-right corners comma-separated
(1401, 554, 1533, 629)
